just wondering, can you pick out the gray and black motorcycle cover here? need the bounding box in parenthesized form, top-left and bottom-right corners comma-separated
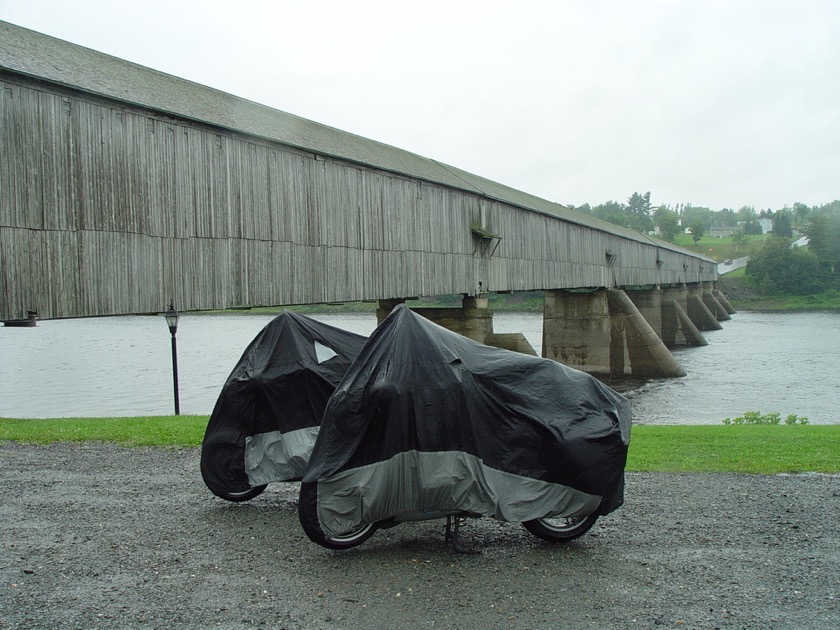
(300, 305, 631, 540)
(201, 311, 366, 497)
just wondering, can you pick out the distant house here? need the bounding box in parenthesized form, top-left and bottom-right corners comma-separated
(709, 224, 735, 238)
(758, 217, 773, 234)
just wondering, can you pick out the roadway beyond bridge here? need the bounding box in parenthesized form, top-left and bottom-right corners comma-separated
(0, 21, 730, 379)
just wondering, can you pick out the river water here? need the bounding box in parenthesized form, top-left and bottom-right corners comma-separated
(1, 310, 837, 424)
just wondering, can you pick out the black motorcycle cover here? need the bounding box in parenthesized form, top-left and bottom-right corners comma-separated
(300, 305, 631, 539)
(201, 311, 367, 497)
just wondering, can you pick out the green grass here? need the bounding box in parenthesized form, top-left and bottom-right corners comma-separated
(627, 425, 840, 474)
(721, 268, 840, 311)
(2, 417, 838, 474)
(0, 415, 208, 447)
(732, 292, 840, 312)
(672, 233, 765, 261)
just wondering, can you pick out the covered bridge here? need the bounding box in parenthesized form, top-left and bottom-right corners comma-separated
(0, 21, 729, 377)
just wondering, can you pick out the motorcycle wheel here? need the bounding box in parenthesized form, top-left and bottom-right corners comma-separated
(298, 482, 378, 550)
(218, 484, 267, 502)
(316, 522, 378, 550)
(522, 513, 598, 542)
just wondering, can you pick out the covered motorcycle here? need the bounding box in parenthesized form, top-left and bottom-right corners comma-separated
(201, 311, 366, 501)
(299, 304, 631, 549)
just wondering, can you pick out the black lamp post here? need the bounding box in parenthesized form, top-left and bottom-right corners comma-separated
(164, 301, 180, 415)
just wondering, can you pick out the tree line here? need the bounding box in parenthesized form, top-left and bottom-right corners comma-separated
(571, 194, 840, 295)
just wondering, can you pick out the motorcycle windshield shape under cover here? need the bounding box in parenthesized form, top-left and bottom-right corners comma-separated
(201, 311, 367, 497)
(300, 305, 631, 540)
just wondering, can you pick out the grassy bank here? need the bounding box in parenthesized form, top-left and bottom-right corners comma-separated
(627, 425, 839, 474)
(672, 233, 765, 261)
(721, 268, 840, 311)
(1, 417, 838, 474)
(0, 415, 208, 447)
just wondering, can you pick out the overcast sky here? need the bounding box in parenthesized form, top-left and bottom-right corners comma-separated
(2, 0, 839, 212)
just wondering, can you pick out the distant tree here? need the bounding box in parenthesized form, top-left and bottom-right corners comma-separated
(792, 202, 811, 227)
(771, 211, 793, 238)
(625, 191, 655, 233)
(689, 222, 705, 244)
(681, 206, 714, 232)
(805, 214, 840, 274)
(716, 208, 738, 226)
(738, 205, 763, 235)
(626, 191, 651, 212)
(744, 220, 763, 235)
(746, 237, 832, 294)
(737, 206, 757, 223)
(653, 206, 680, 242)
(731, 229, 747, 254)
(813, 200, 840, 216)
(590, 200, 628, 227)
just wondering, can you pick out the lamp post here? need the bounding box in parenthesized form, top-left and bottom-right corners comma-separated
(164, 301, 180, 415)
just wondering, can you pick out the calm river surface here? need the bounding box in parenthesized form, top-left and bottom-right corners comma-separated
(1, 310, 837, 424)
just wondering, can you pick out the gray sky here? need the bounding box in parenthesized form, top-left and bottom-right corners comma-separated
(2, 0, 839, 212)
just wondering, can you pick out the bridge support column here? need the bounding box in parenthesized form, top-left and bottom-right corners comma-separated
(376, 299, 405, 324)
(703, 283, 731, 321)
(686, 285, 722, 331)
(408, 295, 494, 344)
(542, 288, 684, 378)
(607, 289, 686, 378)
(543, 289, 611, 374)
(626, 287, 664, 339)
(484, 331, 538, 356)
(380, 296, 537, 355)
(662, 285, 707, 347)
(713, 287, 737, 315)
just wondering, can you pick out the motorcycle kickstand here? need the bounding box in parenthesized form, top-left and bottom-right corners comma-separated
(444, 515, 480, 554)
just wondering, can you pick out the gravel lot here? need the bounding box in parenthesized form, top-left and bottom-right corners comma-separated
(1, 443, 837, 629)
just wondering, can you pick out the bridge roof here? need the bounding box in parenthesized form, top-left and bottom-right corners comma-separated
(0, 20, 708, 261)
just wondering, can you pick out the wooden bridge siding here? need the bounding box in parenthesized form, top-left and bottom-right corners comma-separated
(1, 76, 716, 320)
(481, 205, 710, 291)
(1, 84, 76, 231)
(484, 202, 624, 291)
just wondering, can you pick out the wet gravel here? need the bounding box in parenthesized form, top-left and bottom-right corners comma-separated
(1, 442, 837, 629)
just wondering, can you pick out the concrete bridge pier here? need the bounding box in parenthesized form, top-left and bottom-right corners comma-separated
(377, 296, 537, 355)
(686, 284, 723, 331)
(661, 285, 708, 348)
(713, 287, 737, 315)
(626, 286, 664, 339)
(542, 289, 611, 374)
(376, 298, 406, 324)
(627, 285, 706, 348)
(377, 296, 492, 343)
(702, 283, 731, 321)
(542, 288, 684, 378)
(607, 289, 686, 377)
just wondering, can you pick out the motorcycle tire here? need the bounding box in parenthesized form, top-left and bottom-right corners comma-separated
(217, 484, 267, 502)
(298, 481, 378, 550)
(522, 513, 599, 542)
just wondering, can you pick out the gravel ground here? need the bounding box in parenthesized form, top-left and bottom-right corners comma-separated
(1, 443, 837, 630)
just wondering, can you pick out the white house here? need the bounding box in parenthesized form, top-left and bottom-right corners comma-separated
(758, 217, 773, 234)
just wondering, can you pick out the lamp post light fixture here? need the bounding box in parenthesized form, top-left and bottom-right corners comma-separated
(164, 301, 181, 415)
